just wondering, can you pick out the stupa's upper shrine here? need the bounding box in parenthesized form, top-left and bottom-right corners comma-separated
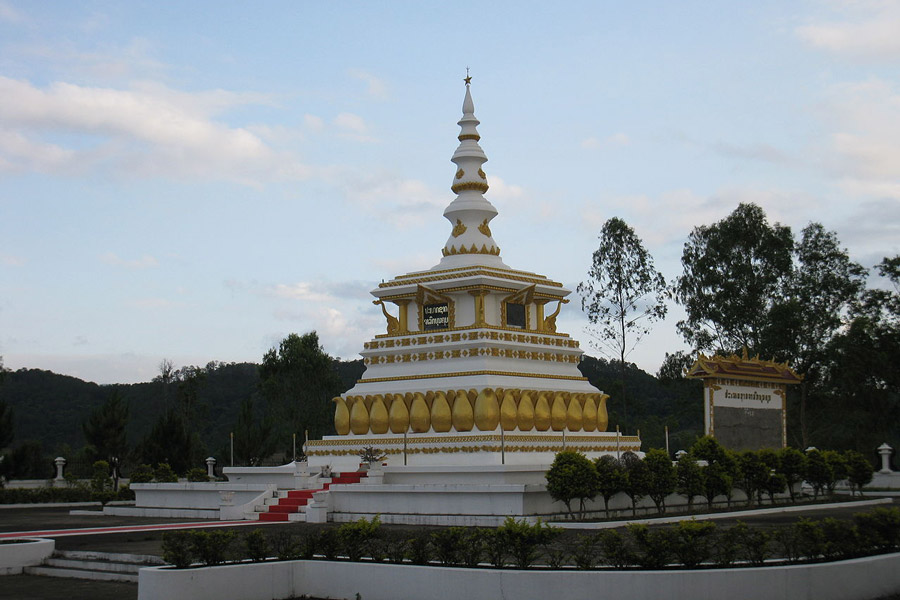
(309, 78, 639, 466)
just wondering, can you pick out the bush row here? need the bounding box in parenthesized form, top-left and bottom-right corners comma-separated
(162, 507, 900, 570)
(547, 437, 875, 520)
(0, 485, 134, 504)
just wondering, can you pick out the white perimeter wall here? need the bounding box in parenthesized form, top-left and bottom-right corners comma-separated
(139, 552, 900, 600)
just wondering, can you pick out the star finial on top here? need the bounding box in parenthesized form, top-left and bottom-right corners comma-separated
(464, 67, 471, 86)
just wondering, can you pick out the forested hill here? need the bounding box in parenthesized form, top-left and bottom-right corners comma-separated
(0, 359, 366, 459)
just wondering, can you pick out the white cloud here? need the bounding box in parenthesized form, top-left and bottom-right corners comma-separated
(581, 132, 630, 150)
(333, 112, 375, 142)
(131, 298, 177, 309)
(100, 252, 159, 269)
(268, 282, 337, 304)
(338, 171, 444, 228)
(487, 175, 524, 200)
(304, 114, 325, 132)
(822, 78, 900, 198)
(796, 2, 900, 60)
(0, 130, 75, 174)
(348, 69, 388, 100)
(0, 254, 25, 266)
(0, 76, 311, 184)
(0, 1, 24, 23)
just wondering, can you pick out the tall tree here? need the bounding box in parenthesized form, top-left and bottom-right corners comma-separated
(232, 396, 277, 466)
(821, 255, 900, 452)
(135, 410, 199, 475)
(578, 217, 668, 429)
(259, 332, 343, 444)
(82, 389, 129, 486)
(765, 223, 866, 446)
(0, 357, 13, 451)
(674, 203, 794, 354)
(154, 359, 175, 417)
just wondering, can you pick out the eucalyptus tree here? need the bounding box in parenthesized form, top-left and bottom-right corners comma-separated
(674, 203, 793, 354)
(674, 204, 867, 446)
(83, 389, 129, 486)
(259, 332, 343, 443)
(578, 217, 667, 428)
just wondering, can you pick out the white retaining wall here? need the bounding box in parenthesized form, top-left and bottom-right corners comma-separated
(138, 552, 900, 600)
(0, 538, 55, 575)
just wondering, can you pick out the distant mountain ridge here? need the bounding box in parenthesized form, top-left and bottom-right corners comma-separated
(0, 355, 699, 461)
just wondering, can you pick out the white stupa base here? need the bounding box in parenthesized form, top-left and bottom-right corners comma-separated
(306, 430, 640, 471)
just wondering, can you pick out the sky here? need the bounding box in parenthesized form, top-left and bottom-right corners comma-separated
(1, 1, 898, 385)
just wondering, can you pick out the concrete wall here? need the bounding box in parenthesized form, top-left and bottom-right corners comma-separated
(0, 538, 55, 575)
(129, 483, 274, 510)
(138, 551, 900, 600)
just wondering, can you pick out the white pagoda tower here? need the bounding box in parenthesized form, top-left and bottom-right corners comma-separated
(307, 78, 640, 469)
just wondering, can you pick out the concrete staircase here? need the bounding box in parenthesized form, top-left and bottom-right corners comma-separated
(24, 550, 164, 582)
(257, 471, 368, 522)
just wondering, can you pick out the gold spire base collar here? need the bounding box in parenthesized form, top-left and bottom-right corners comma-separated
(451, 181, 489, 194)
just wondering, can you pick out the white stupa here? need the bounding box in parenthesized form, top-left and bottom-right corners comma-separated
(307, 77, 640, 469)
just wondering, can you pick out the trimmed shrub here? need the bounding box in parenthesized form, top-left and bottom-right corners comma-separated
(129, 464, 154, 483)
(628, 523, 674, 569)
(154, 463, 178, 483)
(382, 530, 409, 564)
(599, 529, 634, 568)
(431, 527, 466, 566)
(191, 529, 236, 566)
(482, 528, 507, 568)
(161, 531, 194, 568)
(546, 450, 598, 520)
(571, 533, 601, 569)
(244, 529, 270, 562)
(673, 520, 716, 568)
(186, 468, 210, 482)
(731, 521, 770, 566)
(317, 528, 340, 560)
(821, 518, 861, 560)
(407, 532, 432, 565)
(855, 507, 900, 552)
(338, 515, 381, 561)
(271, 531, 300, 561)
(499, 517, 560, 568)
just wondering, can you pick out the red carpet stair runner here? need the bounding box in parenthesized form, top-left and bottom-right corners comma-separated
(257, 471, 368, 522)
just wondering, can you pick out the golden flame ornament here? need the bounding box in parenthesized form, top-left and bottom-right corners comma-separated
(389, 394, 410, 433)
(410, 392, 431, 433)
(566, 394, 583, 431)
(370, 395, 389, 434)
(474, 388, 500, 431)
(500, 391, 517, 431)
(431, 391, 452, 432)
(582, 395, 598, 432)
(350, 397, 370, 435)
(451, 390, 474, 431)
(534, 392, 551, 431)
(333, 397, 350, 436)
(517, 391, 535, 431)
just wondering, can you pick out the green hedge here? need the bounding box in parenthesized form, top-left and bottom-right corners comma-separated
(160, 508, 900, 570)
(0, 485, 134, 504)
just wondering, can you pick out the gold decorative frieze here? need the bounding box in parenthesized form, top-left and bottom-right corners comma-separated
(442, 243, 501, 257)
(458, 133, 481, 142)
(379, 267, 564, 289)
(333, 388, 608, 437)
(363, 346, 580, 366)
(450, 181, 489, 194)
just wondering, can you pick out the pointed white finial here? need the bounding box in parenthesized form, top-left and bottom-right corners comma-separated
(434, 74, 506, 269)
